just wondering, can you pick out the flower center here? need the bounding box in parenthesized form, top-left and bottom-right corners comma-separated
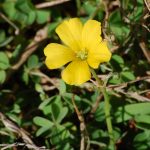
(76, 50, 88, 60)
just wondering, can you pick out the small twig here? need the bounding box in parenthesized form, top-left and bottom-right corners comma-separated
(35, 0, 71, 9)
(90, 94, 103, 115)
(102, 0, 109, 40)
(1, 143, 17, 150)
(138, 6, 150, 63)
(142, 24, 150, 32)
(0, 112, 21, 134)
(144, 0, 150, 12)
(116, 131, 128, 145)
(144, 13, 150, 19)
(11, 27, 48, 70)
(139, 41, 150, 63)
(90, 140, 106, 148)
(0, 143, 51, 150)
(0, 112, 49, 150)
(5, 26, 48, 83)
(107, 75, 150, 102)
(112, 88, 150, 102)
(139, 89, 150, 94)
(72, 94, 90, 150)
(0, 112, 55, 150)
(90, 75, 150, 93)
(108, 76, 150, 89)
(29, 70, 59, 89)
(110, 45, 119, 52)
(102, 0, 120, 51)
(0, 12, 19, 35)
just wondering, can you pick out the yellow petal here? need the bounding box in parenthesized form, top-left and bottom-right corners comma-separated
(62, 60, 91, 85)
(82, 20, 102, 51)
(56, 18, 83, 52)
(87, 41, 112, 69)
(44, 43, 75, 69)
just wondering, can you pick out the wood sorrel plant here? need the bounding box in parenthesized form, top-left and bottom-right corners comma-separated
(44, 18, 115, 149)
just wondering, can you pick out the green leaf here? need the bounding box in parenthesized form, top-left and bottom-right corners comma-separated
(51, 103, 60, 122)
(109, 9, 130, 43)
(91, 129, 108, 140)
(135, 115, 150, 124)
(7, 113, 21, 126)
(27, 55, 39, 69)
(35, 83, 44, 93)
(134, 131, 150, 142)
(121, 71, 135, 81)
(2, 0, 16, 20)
(50, 125, 71, 146)
(133, 131, 150, 150)
(111, 55, 124, 71)
(0, 52, 10, 70)
(0, 36, 14, 48)
(114, 103, 150, 123)
(11, 44, 22, 60)
(3, 0, 36, 25)
(14, 13, 28, 25)
(57, 107, 68, 124)
(11, 104, 21, 114)
(40, 96, 61, 115)
(39, 96, 56, 110)
(15, 0, 36, 25)
(22, 70, 29, 85)
(15, 0, 35, 14)
(42, 105, 52, 115)
(63, 93, 81, 102)
(33, 116, 53, 127)
(0, 30, 6, 43)
(113, 128, 121, 141)
(112, 55, 124, 66)
(94, 102, 105, 122)
(135, 115, 150, 130)
(36, 10, 50, 24)
(47, 22, 59, 37)
(27, 10, 36, 25)
(124, 0, 144, 22)
(36, 126, 50, 136)
(0, 70, 6, 84)
(121, 0, 130, 9)
(109, 74, 121, 84)
(51, 103, 68, 123)
(82, 1, 95, 15)
(59, 80, 66, 94)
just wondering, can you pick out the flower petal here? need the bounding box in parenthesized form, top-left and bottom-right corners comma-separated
(62, 60, 91, 85)
(44, 43, 75, 69)
(87, 41, 112, 69)
(56, 18, 83, 52)
(82, 20, 102, 51)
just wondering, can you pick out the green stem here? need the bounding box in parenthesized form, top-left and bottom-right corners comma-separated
(90, 69, 115, 148)
(89, 2, 101, 19)
(76, 0, 81, 16)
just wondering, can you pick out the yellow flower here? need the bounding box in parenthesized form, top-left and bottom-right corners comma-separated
(44, 18, 111, 85)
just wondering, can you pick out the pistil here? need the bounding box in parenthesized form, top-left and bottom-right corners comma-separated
(76, 50, 88, 60)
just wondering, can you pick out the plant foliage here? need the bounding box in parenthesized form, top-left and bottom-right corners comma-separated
(0, 0, 150, 150)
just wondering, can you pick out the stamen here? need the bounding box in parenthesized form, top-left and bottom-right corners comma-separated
(76, 50, 88, 60)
